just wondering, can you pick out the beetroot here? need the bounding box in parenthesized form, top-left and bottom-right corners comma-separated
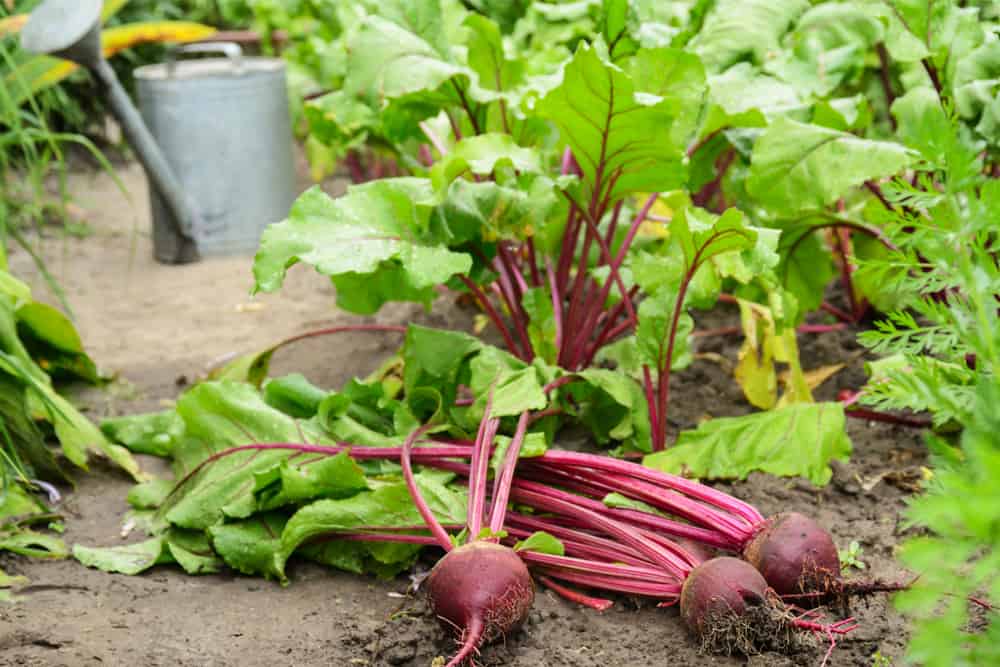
(177, 437, 859, 660)
(680, 557, 767, 645)
(397, 403, 537, 666)
(679, 556, 856, 657)
(427, 541, 534, 663)
(743, 512, 840, 600)
(506, 453, 848, 603)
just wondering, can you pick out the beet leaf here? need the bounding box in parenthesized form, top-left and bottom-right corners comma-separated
(644, 402, 852, 486)
(746, 117, 915, 215)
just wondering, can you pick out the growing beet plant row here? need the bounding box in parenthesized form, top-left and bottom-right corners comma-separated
(3, 0, 1000, 665)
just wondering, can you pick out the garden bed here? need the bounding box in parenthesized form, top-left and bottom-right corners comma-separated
(0, 162, 922, 666)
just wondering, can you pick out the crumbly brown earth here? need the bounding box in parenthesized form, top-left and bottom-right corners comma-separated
(1, 153, 923, 666)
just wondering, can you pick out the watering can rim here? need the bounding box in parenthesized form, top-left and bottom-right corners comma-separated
(134, 40, 285, 81)
(134, 57, 286, 81)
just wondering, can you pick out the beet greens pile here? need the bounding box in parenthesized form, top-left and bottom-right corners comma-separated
(61, 0, 1000, 665)
(0, 264, 145, 598)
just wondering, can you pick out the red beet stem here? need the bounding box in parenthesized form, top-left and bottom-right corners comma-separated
(536, 450, 763, 528)
(845, 407, 931, 428)
(467, 389, 498, 537)
(536, 575, 614, 611)
(515, 463, 740, 552)
(458, 274, 524, 359)
(205, 324, 406, 375)
(169, 441, 758, 551)
(266, 432, 761, 542)
(274, 323, 407, 349)
(470, 415, 500, 532)
(505, 515, 656, 568)
(536, 567, 681, 598)
(506, 526, 647, 568)
(509, 484, 688, 577)
(428, 456, 698, 576)
(600, 506, 737, 551)
(517, 550, 681, 584)
(400, 425, 454, 551)
(488, 412, 531, 534)
(535, 463, 751, 540)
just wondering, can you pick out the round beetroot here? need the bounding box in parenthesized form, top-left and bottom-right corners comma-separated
(743, 512, 839, 598)
(679, 557, 768, 640)
(680, 556, 857, 655)
(426, 541, 534, 664)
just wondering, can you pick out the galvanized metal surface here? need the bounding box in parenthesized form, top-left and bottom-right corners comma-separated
(135, 46, 296, 259)
(18, 0, 101, 56)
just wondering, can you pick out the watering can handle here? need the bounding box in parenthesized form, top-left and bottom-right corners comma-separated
(166, 42, 244, 77)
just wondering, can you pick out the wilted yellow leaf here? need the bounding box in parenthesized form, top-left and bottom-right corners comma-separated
(637, 219, 668, 238)
(102, 21, 217, 57)
(779, 362, 845, 394)
(733, 299, 777, 409)
(634, 192, 674, 238)
(775, 327, 813, 408)
(305, 135, 337, 183)
(731, 297, 816, 410)
(649, 195, 674, 220)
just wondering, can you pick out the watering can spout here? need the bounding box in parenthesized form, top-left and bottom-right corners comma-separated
(21, 0, 200, 264)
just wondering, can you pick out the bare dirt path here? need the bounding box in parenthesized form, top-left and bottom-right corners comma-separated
(1, 157, 920, 666)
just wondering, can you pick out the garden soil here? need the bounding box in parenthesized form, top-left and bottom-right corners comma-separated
(1, 154, 925, 667)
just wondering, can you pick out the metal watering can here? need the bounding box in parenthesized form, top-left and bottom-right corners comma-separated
(21, 0, 297, 264)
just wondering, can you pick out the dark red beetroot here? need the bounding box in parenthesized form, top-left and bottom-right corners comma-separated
(680, 557, 767, 642)
(680, 556, 857, 658)
(743, 512, 840, 600)
(398, 405, 538, 666)
(427, 541, 534, 662)
(745, 513, 908, 610)
(680, 556, 803, 656)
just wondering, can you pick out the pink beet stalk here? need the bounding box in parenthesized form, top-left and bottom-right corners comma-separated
(467, 389, 498, 537)
(533, 450, 763, 527)
(523, 461, 752, 541)
(536, 575, 614, 611)
(169, 440, 760, 551)
(400, 424, 454, 551)
(517, 550, 681, 584)
(509, 484, 689, 577)
(536, 568, 682, 598)
(488, 412, 531, 534)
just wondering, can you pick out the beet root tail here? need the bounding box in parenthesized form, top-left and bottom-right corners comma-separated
(445, 617, 484, 667)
